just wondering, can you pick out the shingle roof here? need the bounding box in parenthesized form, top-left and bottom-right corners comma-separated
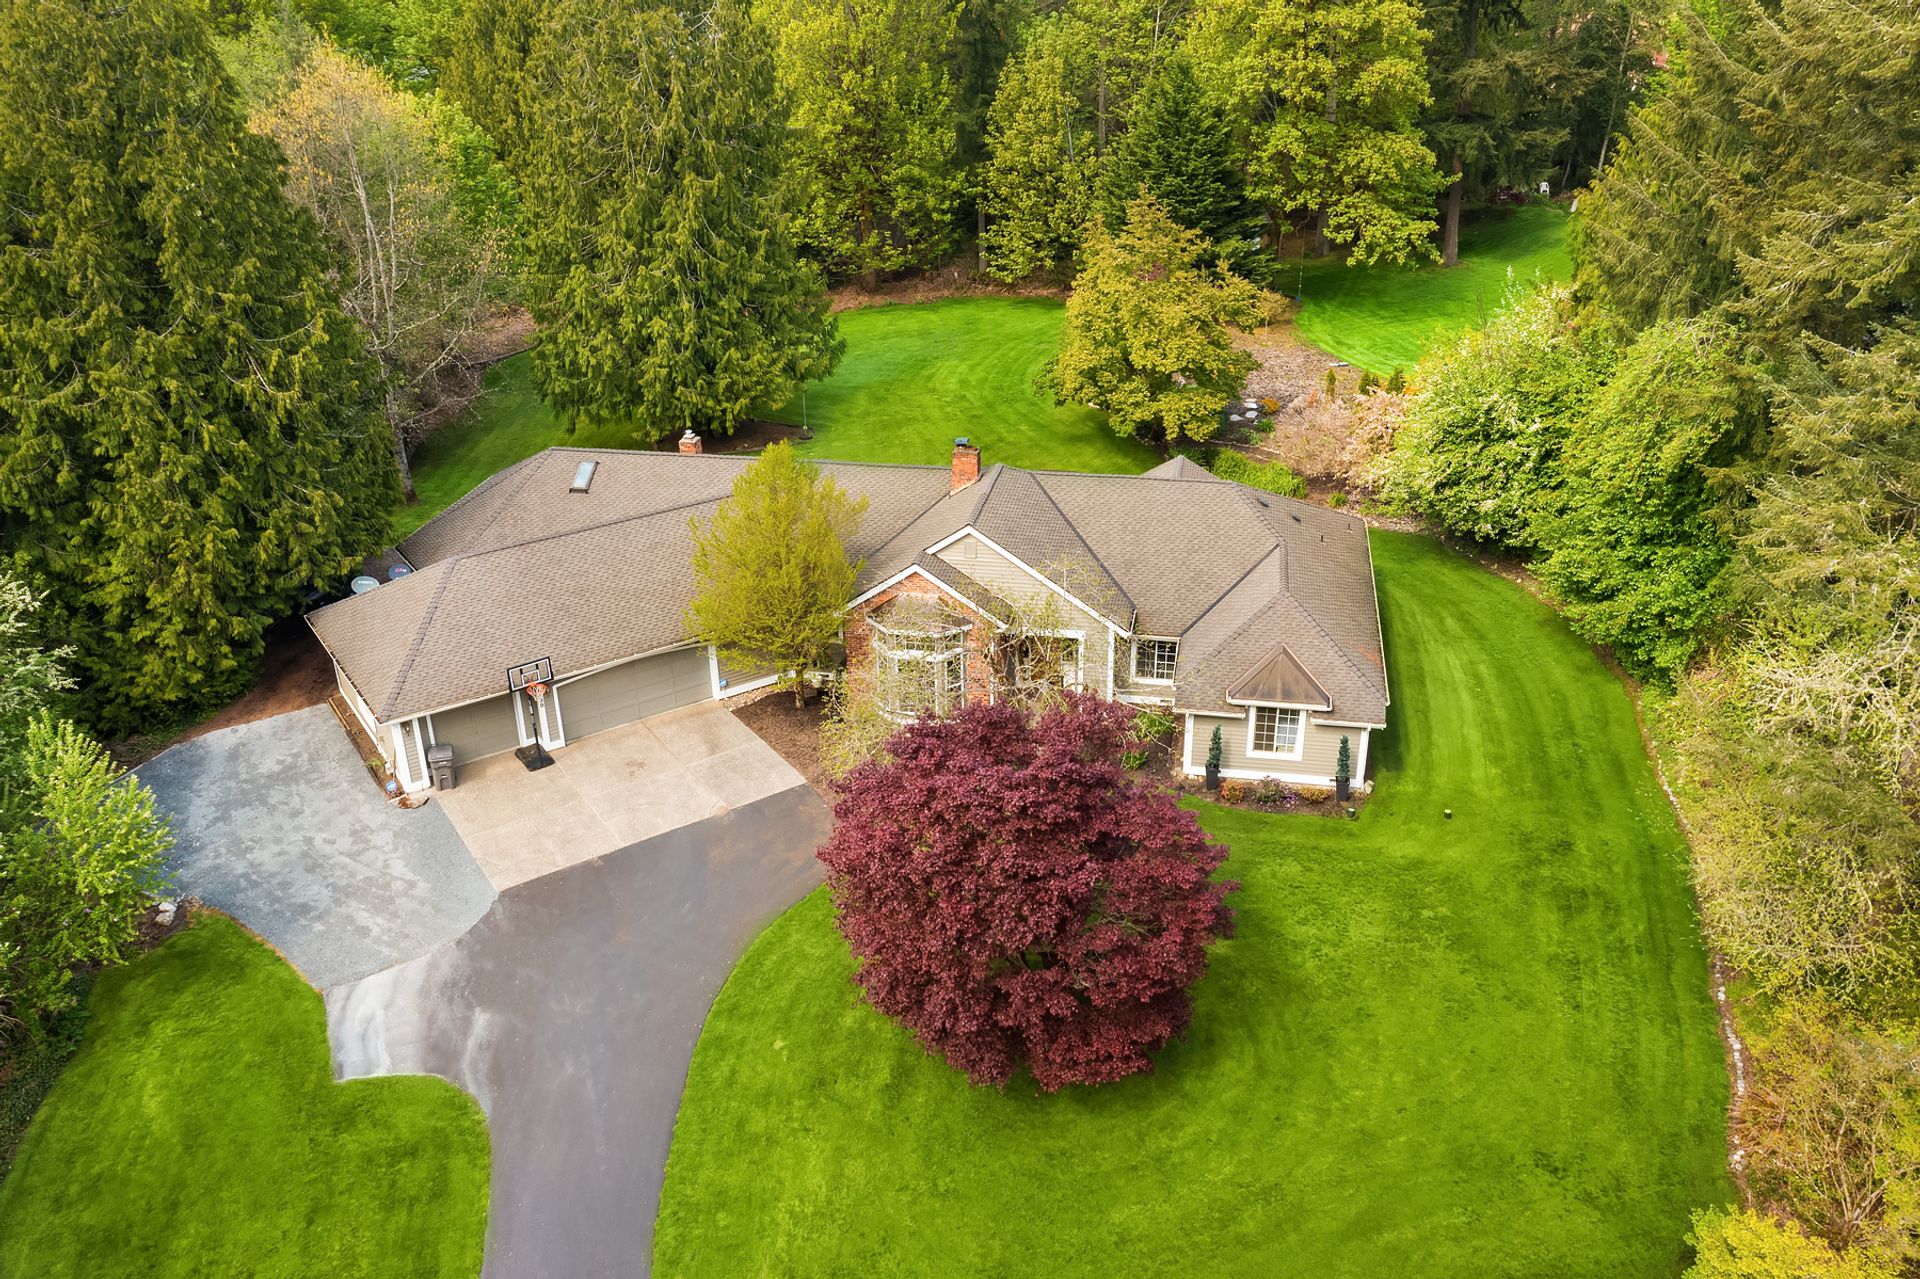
(311, 446, 1387, 726)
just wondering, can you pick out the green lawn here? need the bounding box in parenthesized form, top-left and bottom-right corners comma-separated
(767, 297, 1160, 474)
(396, 297, 1157, 537)
(652, 532, 1730, 1278)
(0, 916, 489, 1277)
(1290, 204, 1573, 373)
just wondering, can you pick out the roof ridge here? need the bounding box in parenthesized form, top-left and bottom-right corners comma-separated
(378, 561, 461, 721)
(967, 463, 1005, 524)
(431, 489, 737, 567)
(857, 483, 970, 578)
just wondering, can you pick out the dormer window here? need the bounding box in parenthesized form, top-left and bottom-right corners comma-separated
(1133, 637, 1178, 682)
(569, 460, 598, 493)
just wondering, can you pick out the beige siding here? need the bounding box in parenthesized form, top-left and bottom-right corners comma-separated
(1184, 711, 1367, 786)
(429, 692, 522, 763)
(934, 533, 1112, 689)
(335, 662, 377, 738)
(717, 648, 780, 692)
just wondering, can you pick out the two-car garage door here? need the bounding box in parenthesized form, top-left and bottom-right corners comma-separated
(555, 646, 713, 741)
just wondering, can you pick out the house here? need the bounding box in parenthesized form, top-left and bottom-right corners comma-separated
(308, 439, 1388, 795)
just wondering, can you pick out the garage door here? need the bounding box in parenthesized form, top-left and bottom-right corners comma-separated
(557, 647, 712, 742)
(428, 693, 522, 764)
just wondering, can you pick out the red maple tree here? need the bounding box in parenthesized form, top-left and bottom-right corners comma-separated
(818, 695, 1236, 1091)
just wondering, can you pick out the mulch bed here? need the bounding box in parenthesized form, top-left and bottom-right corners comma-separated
(660, 418, 813, 456)
(729, 687, 831, 799)
(1184, 776, 1371, 819)
(108, 618, 338, 767)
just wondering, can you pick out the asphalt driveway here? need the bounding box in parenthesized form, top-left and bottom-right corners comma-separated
(325, 782, 832, 1279)
(139, 705, 496, 988)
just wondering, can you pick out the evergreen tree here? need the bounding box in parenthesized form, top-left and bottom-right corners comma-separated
(443, 0, 545, 161)
(1098, 52, 1266, 280)
(517, 0, 842, 439)
(0, 0, 396, 729)
(760, 0, 968, 284)
(979, 19, 1100, 280)
(977, 0, 1185, 279)
(1188, 0, 1445, 264)
(1052, 193, 1260, 444)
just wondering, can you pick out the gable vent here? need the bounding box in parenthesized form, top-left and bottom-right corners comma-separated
(569, 460, 598, 493)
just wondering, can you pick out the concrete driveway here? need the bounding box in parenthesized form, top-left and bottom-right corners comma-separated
(325, 783, 831, 1279)
(435, 702, 808, 890)
(139, 705, 496, 988)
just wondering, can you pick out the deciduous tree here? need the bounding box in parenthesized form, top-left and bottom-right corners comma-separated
(1187, 0, 1443, 263)
(1052, 193, 1260, 443)
(687, 443, 867, 707)
(819, 696, 1235, 1090)
(250, 39, 510, 499)
(0, 0, 396, 729)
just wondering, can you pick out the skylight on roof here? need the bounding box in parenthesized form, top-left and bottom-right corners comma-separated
(569, 460, 598, 493)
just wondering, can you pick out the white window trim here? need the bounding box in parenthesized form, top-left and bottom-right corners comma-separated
(874, 629, 969, 722)
(1131, 636, 1179, 685)
(1012, 628, 1087, 693)
(1246, 705, 1305, 761)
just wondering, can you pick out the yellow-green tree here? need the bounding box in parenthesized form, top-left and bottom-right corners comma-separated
(1052, 194, 1259, 444)
(687, 444, 868, 707)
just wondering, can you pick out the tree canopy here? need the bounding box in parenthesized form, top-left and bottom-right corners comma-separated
(0, 0, 396, 729)
(515, 0, 842, 440)
(819, 695, 1235, 1091)
(1053, 193, 1260, 443)
(686, 442, 867, 706)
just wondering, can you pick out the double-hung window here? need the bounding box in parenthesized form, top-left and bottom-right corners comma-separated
(1132, 638, 1178, 682)
(1248, 706, 1304, 759)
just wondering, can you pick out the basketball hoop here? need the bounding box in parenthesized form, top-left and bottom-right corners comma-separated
(525, 680, 549, 702)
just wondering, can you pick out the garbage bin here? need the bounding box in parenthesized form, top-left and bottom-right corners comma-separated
(427, 742, 456, 791)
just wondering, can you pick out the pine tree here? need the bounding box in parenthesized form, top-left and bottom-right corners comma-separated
(518, 0, 842, 439)
(1097, 52, 1267, 280)
(1188, 0, 1445, 264)
(0, 0, 396, 729)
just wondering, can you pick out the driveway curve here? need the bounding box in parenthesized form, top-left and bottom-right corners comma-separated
(324, 782, 831, 1279)
(138, 705, 496, 987)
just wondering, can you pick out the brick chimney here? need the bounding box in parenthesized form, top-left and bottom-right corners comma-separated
(678, 430, 702, 455)
(950, 437, 981, 493)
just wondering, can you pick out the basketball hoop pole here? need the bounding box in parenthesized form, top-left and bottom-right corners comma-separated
(508, 658, 557, 771)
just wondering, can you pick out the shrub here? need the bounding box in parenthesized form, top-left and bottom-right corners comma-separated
(1, 715, 174, 1037)
(1297, 785, 1333, 803)
(1216, 779, 1247, 803)
(1323, 368, 1337, 397)
(818, 697, 1236, 1091)
(1356, 369, 1378, 394)
(1384, 367, 1405, 394)
(1684, 1208, 1894, 1279)
(1328, 492, 1347, 507)
(1258, 397, 1280, 415)
(1206, 725, 1224, 772)
(1208, 449, 1307, 497)
(1739, 1001, 1920, 1261)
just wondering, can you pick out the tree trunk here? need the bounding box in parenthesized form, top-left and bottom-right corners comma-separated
(1312, 210, 1329, 258)
(1441, 154, 1463, 266)
(792, 675, 808, 709)
(388, 390, 417, 503)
